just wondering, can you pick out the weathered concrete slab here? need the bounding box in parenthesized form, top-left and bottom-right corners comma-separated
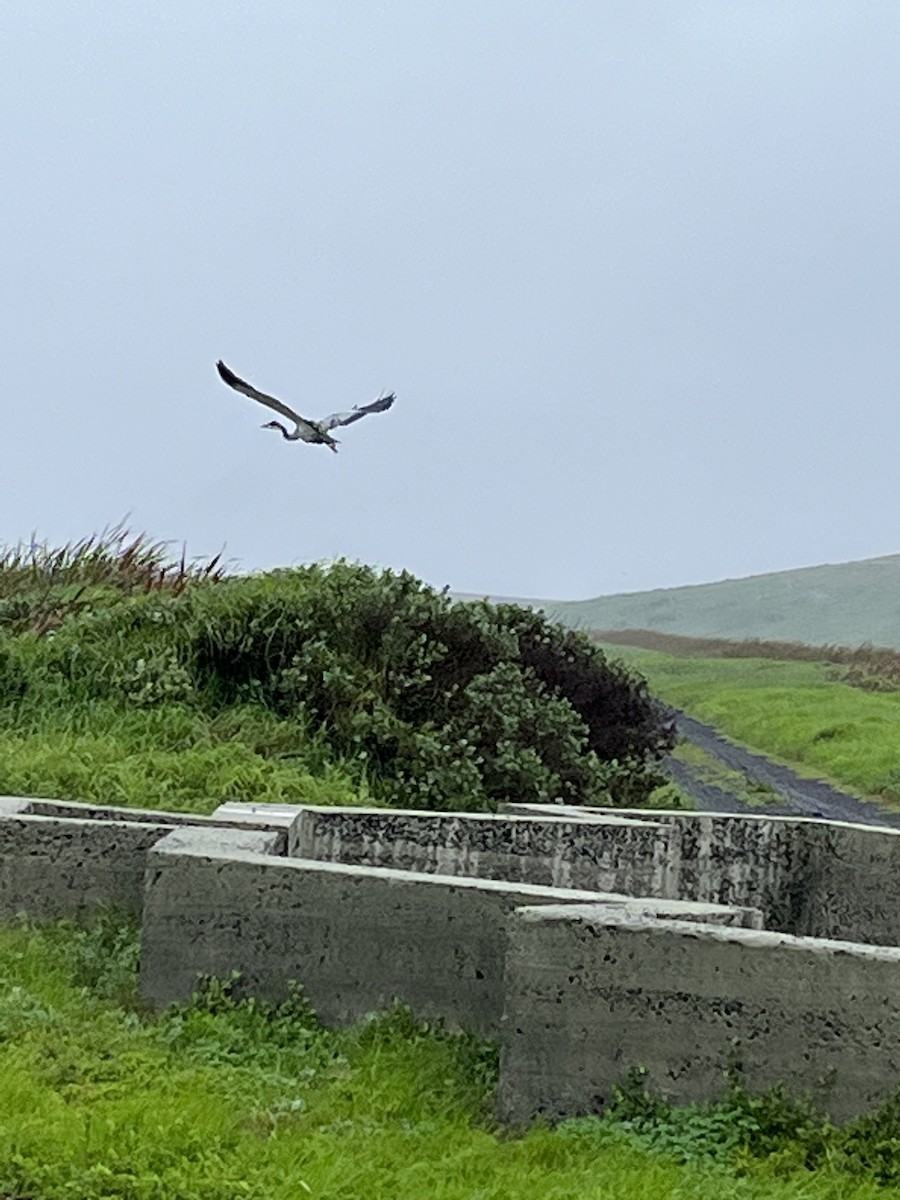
(18, 796, 292, 843)
(288, 804, 677, 897)
(606, 808, 900, 946)
(511, 805, 900, 945)
(139, 827, 757, 1035)
(508, 803, 803, 924)
(211, 801, 306, 853)
(0, 813, 176, 920)
(498, 904, 900, 1125)
(794, 820, 900, 946)
(0, 797, 32, 815)
(0, 804, 285, 923)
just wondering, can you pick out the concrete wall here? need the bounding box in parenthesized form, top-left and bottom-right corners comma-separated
(14, 795, 295, 844)
(509, 804, 900, 945)
(793, 820, 900, 946)
(508, 804, 807, 928)
(5, 794, 900, 1124)
(278, 804, 678, 898)
(498, 904, 900, 1125)
(0, 798, 285, 922)
(140, 826, 757, 1036)
(0, 810, 176, 920)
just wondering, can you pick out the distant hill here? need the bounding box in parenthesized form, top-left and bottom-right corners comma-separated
(470, 555, 900, 650)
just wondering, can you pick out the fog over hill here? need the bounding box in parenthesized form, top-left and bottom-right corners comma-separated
(462, 555, 900, 650)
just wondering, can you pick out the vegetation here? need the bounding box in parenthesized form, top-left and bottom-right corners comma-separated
(3, 914, 900, 1200)
(4, 535, 900, 1191)
(671, 741, 780, 808)
(597, 645, 900, 806)
(533, 554, 900, 650)
(594, 629, 900, 693)
(0, 522, 227, 636)
(0, 528, 673, 812)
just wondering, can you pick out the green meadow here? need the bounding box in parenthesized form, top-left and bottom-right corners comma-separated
(600, 646, 900, 804)
(6, 532, 900, 1194)
(3, 916, 900, 1200)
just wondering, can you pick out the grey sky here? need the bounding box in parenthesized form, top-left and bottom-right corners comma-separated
(4, 3, 898, 600)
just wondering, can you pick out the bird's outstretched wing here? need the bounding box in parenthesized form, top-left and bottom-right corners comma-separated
(319, 392, 396, 432)
(215, 360, 316, 430)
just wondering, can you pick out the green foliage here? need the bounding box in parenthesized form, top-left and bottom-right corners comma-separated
(0, 629, 28, 702)
(594, 1066, 829, 1169)
(602, 646, 900, 804)
(0, 521, 225, 635)
(7, 554, 672, 812)
(3, 917, 899, 1199)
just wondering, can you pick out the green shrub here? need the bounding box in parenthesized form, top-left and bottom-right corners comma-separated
(14, 556, 674, 812)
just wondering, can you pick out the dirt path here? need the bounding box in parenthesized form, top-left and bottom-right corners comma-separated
(664, 711, 900, 828)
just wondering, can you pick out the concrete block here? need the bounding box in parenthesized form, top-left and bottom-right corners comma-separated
(0, 813, 175, 920)
(498, 905, 900, 1125)
(793, 820, 900, 946)
(291, 805, 676, 897)
(211, 801, 307, 854)
(542, 807, 900, 946)
(22, 797, 291, 850)
(139, 828, 757, 1034)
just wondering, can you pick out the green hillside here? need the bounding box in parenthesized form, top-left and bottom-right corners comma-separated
(531, 555, 900, 648)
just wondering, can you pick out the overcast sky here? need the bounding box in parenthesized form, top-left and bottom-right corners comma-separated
(4, 3, 899, 600)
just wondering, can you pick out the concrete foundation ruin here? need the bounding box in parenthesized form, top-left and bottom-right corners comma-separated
(3, 793, 900, 1124)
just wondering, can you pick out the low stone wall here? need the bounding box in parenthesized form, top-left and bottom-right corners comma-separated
(139, 824, 754, 1036)
(510, 804, 900, 944)
(498, 904, 900, 1125)
(0, 796, 285, 921)
(3, 795, 900, 1124)
(272, 803, 677, 897)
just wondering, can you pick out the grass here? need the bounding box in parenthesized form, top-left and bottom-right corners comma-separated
(671, 741, 780, 807)
(2, 916, 898, 1200)
(601, 646, 900, 803)
(0, 699, 364, 812)
(594, 629, 900, 692)
(538, 554, 900, 649)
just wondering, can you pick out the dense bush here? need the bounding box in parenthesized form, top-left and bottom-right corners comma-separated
(34, 560, 674, 811)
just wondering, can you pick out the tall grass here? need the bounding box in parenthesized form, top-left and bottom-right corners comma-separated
(0, 520, 227, 635)
(0, 700, 362, 811)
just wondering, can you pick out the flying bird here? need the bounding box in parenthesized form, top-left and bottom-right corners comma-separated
(215, 360, 395, 452)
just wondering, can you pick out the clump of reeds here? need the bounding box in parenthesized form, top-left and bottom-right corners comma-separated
(0, 520, 227, 635)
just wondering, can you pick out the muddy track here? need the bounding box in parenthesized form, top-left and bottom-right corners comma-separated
(662, 710, 900, 829)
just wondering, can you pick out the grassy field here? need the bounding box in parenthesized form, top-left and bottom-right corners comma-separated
(4, 915, 900, 1200)
(534, 554, 900, 649)
(7, 531, 900, 1193)
(0, 697, 364, 814)
(601, 645, 900, 803)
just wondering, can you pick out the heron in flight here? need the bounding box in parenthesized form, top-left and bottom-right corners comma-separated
(215, 360, 395, 452)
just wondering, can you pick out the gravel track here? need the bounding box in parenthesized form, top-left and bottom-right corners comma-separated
(663, 711, 900, 829)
